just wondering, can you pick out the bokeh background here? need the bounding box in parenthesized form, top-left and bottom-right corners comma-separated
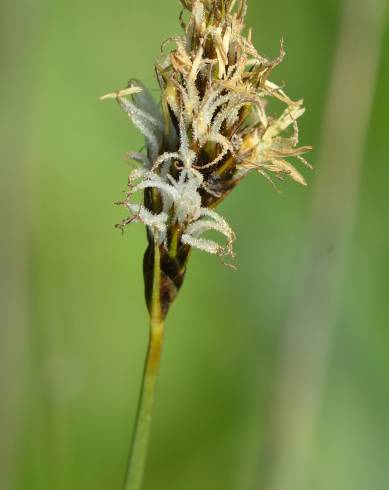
(1, 0, 388, 489)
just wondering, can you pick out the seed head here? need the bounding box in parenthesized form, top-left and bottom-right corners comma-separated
(102, 0, 312, 317)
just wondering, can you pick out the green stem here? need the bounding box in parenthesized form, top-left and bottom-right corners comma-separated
(123, 242, 164, 490)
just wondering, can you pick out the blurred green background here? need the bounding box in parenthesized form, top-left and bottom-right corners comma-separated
(1, 0, 389, 489)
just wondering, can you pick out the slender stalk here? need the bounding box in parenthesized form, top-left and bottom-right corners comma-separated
(123, 241, 164, 490)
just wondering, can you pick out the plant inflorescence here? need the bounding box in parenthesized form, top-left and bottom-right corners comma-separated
(102, 0, 311, 318)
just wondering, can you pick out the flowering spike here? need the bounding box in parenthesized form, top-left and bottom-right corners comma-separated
(103, 0, 312, 317)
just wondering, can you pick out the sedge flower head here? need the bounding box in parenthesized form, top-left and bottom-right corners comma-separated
(102, 0, 312, 316)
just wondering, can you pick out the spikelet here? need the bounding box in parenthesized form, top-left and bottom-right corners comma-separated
(102, 0, 312, 317)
